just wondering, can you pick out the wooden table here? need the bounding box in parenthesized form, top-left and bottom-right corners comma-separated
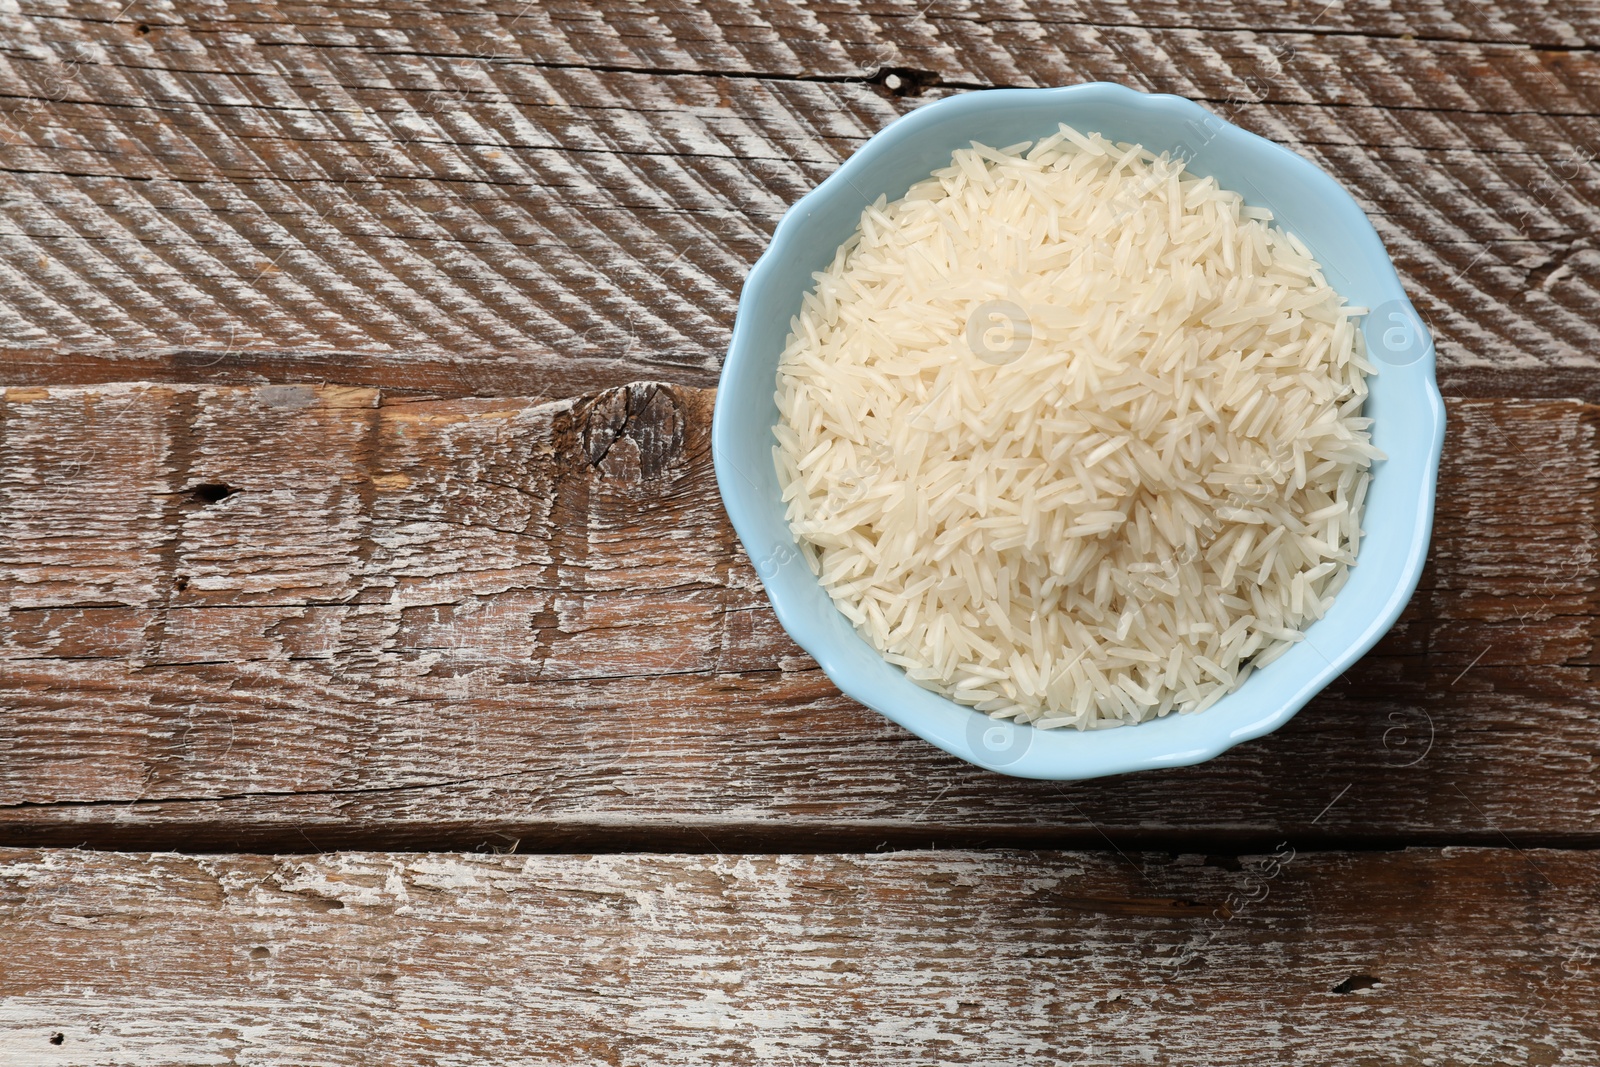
(1, 0, 1597, 1061)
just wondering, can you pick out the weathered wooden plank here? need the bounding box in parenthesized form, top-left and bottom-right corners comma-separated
(109, 0, 1600, 52)
(0, 846, 1595, 1064)
(0, 382, 1594, 850)
(0, 1, 1595, 398)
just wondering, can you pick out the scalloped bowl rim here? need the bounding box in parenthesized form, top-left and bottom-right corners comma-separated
(712, 83, 1445, 780)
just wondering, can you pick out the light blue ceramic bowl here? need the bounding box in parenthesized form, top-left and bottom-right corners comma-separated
(712, 83, 1445, 780)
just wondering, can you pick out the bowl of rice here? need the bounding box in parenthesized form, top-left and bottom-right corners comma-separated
(712, 82, 1444, 780)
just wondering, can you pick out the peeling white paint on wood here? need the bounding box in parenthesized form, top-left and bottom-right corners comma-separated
(0, 847, 1596, 1065)
(0, 1, 1594, 396)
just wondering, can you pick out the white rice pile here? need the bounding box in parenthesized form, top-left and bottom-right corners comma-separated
(772, 124, 1383, 730)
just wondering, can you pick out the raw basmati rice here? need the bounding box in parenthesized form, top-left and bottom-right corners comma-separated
(772, 125, 1382, 730)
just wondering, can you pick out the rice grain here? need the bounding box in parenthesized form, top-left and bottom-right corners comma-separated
(773, 125, 1381, 729)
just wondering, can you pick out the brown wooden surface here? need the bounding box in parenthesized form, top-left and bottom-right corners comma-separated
(2, 1, 1598, 1061)
(1, 384, 1596, 852)
(0, 1, 1595, 401)
(1, 847, 1597, 1064)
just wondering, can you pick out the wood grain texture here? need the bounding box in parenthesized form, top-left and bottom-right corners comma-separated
(0, 846, 1596, 1064)
(0, 1, 1596, 399)
(1, 382, 1594, 851)
(1, 0, 1595, 1051)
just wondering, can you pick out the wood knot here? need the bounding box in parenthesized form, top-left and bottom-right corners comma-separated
(1332, 974, 1382, 994)
(576, 384, 686, 482)
(869, 66, 940, 98)
(190, 482, 238, 506)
